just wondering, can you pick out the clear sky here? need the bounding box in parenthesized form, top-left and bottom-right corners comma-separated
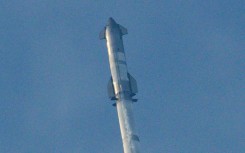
(1, 1, 244, 153)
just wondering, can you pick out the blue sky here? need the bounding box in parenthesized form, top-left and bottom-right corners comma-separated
(0, 1, 244, 153)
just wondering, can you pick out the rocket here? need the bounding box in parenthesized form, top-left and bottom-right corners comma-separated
(100, 18, 140, 153)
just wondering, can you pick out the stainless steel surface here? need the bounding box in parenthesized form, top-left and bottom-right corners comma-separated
(100, 18, 140, 153)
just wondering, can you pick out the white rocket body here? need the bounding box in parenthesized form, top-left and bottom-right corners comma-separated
(100, 18, 140, 153)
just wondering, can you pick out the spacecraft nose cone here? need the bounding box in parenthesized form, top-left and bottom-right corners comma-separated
(107, 17, 117, 26)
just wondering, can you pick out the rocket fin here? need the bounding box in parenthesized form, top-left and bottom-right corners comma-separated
(99, 27, 106, 39)
(119, 25, 128, 35)
(107, 77, 116, 100)
(128, 73, 138, 96)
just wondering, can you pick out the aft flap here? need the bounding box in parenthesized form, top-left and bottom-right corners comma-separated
(128, 73, 138, 96)
(99, 27, 106, 39)
(107, 77, 115, 100)
(119, 25, 128, 35)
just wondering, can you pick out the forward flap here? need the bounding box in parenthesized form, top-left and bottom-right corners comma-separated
(119, 25, 128, 35)
(99, 27, 106, 39)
